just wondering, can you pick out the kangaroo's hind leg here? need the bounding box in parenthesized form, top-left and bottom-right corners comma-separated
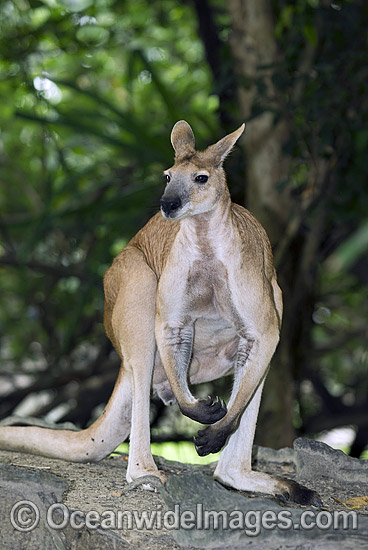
(213, 380, 321, 505)
(108, 247, 166, 483)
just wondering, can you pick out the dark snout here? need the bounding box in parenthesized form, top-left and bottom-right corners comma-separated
(160, 195, 182, 217)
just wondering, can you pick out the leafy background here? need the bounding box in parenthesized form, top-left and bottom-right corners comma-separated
(0, 0, 367, 462)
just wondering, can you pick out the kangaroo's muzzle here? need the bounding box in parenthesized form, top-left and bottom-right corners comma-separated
(160, 196, 182, 217)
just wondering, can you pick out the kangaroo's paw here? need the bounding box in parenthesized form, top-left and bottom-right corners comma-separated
(193, 424, 228, 456)
(181, 396, 227, 424)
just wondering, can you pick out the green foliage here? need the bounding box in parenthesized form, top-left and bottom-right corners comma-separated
(0, 0, 218, 372)
(113, 441, 221, 465)
(281, 1, 368, 428)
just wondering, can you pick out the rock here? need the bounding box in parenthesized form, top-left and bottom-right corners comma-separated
(0, 415, 79, 431)
(161, 471, 368, 549)
(0, 439, 367, 550)
(0, 463, 128, 550)
(294, 437, 368, 485)
(252, 444, 297, 466)
(124, 475, 165, 493)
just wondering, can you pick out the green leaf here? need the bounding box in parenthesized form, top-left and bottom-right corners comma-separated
(303, 23, 318, 46)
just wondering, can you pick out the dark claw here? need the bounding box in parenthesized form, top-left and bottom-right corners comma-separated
(194, 437, 211, 456)
(205, 396, 222, 412)
(195, 445, 209, 457)
(193, 428, 210, 455)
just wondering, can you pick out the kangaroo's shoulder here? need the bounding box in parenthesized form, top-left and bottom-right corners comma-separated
(127, 212, 180, 277)
(231, 203, 271, 244)
(231, 202, 275, 274)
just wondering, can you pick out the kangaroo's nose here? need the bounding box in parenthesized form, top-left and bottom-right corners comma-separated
(160, 196, 182, 216)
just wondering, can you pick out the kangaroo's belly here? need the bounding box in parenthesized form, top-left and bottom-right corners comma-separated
(190, 315, 238, 379)
(152, 314, 238, 404)
(153, 255, 239, 403)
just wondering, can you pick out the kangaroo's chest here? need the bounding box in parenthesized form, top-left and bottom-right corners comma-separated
(185, 258, 229, 316)
(156, 221, 239, 324)
(157, 251, 233, 325)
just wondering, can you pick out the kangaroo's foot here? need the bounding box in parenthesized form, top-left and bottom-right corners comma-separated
(214, 468, 322, 506)
(126, 466, 167, 485)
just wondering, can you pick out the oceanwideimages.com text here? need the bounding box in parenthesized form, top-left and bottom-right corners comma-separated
(10, 500, 358, 536)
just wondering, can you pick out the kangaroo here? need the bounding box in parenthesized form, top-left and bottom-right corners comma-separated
(0, 121, 320, 504)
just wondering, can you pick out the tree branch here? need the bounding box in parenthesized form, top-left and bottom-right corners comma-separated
(0, 255, 84, 279)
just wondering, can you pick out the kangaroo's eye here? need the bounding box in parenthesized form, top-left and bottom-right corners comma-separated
(195, 174, 208, 184)
(164, 174, 171, 183)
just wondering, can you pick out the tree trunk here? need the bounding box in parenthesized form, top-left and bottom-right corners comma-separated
(226, 0, 324, 448)
(227, 0, 293, 243)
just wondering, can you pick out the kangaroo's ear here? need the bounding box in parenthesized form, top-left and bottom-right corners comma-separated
(207, 123, 245, 167)
(171, 120, 196, 159)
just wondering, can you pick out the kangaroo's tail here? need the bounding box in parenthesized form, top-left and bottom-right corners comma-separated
(0, 365, 131, 462)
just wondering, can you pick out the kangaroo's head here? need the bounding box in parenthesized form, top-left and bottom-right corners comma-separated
(160, 120, 245, 220)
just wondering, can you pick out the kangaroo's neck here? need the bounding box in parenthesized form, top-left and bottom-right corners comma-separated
(177, 196, 234, 259)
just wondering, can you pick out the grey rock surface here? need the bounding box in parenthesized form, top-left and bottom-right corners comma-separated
(0, 437, 367, 550)
(0, 462, 128, 550)
(294, 437, 368, 484)
(162, 471, 368, 549)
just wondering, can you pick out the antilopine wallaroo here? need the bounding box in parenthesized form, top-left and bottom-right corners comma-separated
(0, 121, 320, 505)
